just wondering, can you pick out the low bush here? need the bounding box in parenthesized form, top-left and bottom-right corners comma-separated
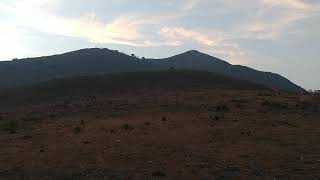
(208, 104, 230, 112)
(152, 171, 167, 177)
(121, 124, 134, 130)
(0, 121, 21, 134)
(73, 126, 82, 134)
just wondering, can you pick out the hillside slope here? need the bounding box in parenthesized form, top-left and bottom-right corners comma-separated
(0, 71, 267, 107)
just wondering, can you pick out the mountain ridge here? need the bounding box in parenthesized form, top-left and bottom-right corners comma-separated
(0, 48, 305, 93)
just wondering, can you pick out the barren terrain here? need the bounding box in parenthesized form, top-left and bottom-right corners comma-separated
(0, 71, 319, 179)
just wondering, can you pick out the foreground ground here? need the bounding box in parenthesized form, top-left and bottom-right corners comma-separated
(0, 88, 319, 180)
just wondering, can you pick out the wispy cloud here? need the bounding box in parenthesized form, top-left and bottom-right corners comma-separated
(262, 0, 310, 10)
(240, 0, 320, 40)
(0, 0, 182, 47)
(159, 26, 249, 64)
(181, 0, 201, 10)
(160, 27, 217, 46)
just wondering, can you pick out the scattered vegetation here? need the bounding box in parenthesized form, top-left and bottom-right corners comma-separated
(20, 115, 41, 122)
(0, 121, 21, 134)
(161, 117, 168, 122)
(295, 101, 318, 111)
(261, 100, 288, 109)
(240, 130, 252, 136)
(258, 92, 273, 97)
(121, 124, 134, 130)
(208, 104, 230, 112)
(108, 112, 123, 118)
(144, 122, 151, 126)
(152, 171, 167, 177)
(73, 126, 82, 134)
(231, 98, 247, 103)
(209, 115, 220, 121)
(109, 129, 116, 133)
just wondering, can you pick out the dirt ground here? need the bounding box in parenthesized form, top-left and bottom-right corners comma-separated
(0, 89, 320, 179)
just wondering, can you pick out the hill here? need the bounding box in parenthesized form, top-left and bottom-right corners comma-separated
(149, 50, 304, 93)
(0, 48, 305, 93)
(0, 70, 267, 106)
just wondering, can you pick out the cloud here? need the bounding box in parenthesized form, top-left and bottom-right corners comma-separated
(262, 0, 310, 10)
(238, 0, 320, 40)
(72, 15, 183, 47)
(159, 27, 226, 46)
(0, 0, 182, 47)
(72, 15, 140, 44)
(159, 26, 249, 64)
(181, 0, 201, 10)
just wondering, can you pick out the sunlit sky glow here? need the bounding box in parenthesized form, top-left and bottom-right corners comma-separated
(0, 0, 319, 89)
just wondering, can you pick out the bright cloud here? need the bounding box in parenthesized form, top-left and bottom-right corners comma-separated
(160, 27, 216, 46)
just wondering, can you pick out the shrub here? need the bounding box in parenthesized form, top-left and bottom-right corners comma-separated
(121, 124, 134, 130)
(209, 115, 220, 121)
(73, 126, 82, 134)
(208, 104, 230, 112)
(216, 105, 230, 112)
(144, 122, 151, 126)
(0, 121, 20, 134)
(152, 171, 167, 177)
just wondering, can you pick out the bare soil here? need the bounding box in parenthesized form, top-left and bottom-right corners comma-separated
(0, 89, 319, 179)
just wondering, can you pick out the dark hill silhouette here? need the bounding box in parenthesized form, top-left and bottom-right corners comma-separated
(149, 50, 304, 93)
(0, 48, 305, 93)
(0, 71, 268, 106)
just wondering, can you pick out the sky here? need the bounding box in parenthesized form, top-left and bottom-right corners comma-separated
(0, 0, 319, 89)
